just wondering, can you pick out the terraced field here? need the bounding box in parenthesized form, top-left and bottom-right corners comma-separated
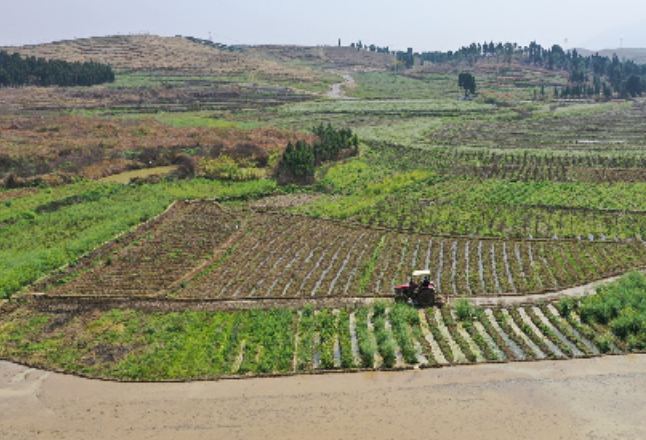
(36, 201, 646, 300)
(0, 300, 625, 380)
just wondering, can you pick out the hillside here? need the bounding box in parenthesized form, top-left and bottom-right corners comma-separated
(243, 45, 395, 70)
(0, 35, 326, 81)
(576, 47, 646, 64)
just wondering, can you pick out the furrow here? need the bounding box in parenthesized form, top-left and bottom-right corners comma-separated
(433, 308, 467, 363)
(484, 309, 526, 360)
(418, 309, 448, 364)
(532, 306, 584, 356)
(517, 307, 566, 358)
(474, 321, 506, 361)
(501, 309, 546, 359)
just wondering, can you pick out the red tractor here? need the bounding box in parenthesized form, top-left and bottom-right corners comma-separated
(394, 270, 442, 307)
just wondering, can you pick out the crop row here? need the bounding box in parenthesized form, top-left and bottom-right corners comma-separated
(343, 197, 646, 240)
(44, 201, 240, 297)
(179, 209, 646, 299)
(366, 135, 646, 184)
(39, 203, 646, 299)
(0, 302, 626, 380)
(432, 104, 646, 156)
(38, 202, 646, 299)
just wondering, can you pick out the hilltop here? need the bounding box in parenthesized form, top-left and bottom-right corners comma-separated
(1, 35, 398, 76)
(242, 45, 395, 70)
(0, 34, 326, 81)
(576, 47, 646, 64)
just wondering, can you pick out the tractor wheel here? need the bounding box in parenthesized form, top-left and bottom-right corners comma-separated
(416, 288, 435, 307)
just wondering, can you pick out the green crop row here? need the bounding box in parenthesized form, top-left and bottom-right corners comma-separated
(2, 283, 640, 380)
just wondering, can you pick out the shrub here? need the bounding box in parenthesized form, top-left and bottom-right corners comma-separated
(454, 298, 480, 322)
(173, 153, 196, 178)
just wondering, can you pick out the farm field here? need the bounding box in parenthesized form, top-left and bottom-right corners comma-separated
(31, 201, 646, 300)
(2, 35, 646, 383)
(0, 274, 642, 380)
(0, 179, 278, 300)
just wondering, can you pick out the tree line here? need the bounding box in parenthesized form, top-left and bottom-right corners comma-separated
(0, 51, 115, 87)
(277, 124, 359, 185)
(412, 41, 645, 99)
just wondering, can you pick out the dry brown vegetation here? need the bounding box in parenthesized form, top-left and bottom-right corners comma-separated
(245, 45, 395, 70)
(0, 82, 311, 113)
(0, 114, 315, 179)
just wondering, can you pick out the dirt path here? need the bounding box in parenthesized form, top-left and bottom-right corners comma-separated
(326, 73, 355, 99)
(2, 355, 646, 440)
(22, 270, 634, 314)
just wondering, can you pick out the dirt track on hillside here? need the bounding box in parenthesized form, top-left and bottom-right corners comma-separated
(2, 355, 645, 440)
(326, 73, 355, 98)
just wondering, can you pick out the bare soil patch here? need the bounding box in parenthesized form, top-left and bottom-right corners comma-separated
(1, 355, 645, 440)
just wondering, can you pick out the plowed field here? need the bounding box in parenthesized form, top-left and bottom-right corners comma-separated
(35, 201, 646, 301)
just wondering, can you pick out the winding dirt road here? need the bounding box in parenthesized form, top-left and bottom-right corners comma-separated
(2, 355, 646, 439)
(326, 73, 355, 99)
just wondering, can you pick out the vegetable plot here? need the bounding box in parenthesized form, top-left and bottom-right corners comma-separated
(37, 201, 646, 299)
(0, 301, 630, 380)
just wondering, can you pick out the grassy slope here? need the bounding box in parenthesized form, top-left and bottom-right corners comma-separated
(0, 179, 277, 299)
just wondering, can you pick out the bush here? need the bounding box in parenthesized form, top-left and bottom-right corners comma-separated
(454, 298, 479, 322)
(173, 153, 196, 178)
(578, 271, 646, 350)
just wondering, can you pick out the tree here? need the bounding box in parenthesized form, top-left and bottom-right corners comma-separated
(625, 74, 643, 97)
(458, 72, 477, 97)
(277, 141, 315, 185)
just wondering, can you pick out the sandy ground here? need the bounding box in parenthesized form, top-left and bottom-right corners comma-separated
(2, 355, 646, 440)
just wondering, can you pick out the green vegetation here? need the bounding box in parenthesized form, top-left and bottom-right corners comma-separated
(0, 50, 114, 87)
(277, 125, 358, 185)
(0, 298, 642, 380)
(569, 272, 646, 350)
(0, 178, 277, 299)
(3, 36, 646, 381)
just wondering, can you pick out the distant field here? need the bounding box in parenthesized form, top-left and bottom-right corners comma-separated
(0, 113, 313, 179)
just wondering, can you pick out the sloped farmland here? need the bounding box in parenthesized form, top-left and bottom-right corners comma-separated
(34, 201, 646, 301)
(35, 201, 241, 297)
(0, 302, 628, 380)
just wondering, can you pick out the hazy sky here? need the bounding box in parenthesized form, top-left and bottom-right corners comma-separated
(3, 0, 646, 51)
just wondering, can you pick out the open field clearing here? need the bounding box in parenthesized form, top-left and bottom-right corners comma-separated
(245, 98, 495, 131)
(244, 45, 395, 70)
(31, 201, 646, 300)
(0, 81, 314, 113)
(433, 101, 646, 154)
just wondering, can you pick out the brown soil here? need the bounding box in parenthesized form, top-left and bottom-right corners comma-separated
(2, 355, 645, 440)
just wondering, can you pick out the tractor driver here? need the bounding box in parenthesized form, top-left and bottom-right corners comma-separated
(408, 278, 418, 296)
